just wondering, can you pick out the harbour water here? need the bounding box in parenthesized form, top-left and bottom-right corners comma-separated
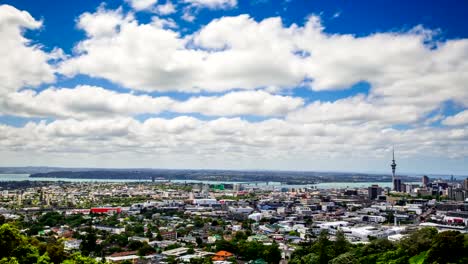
(0, 174, 419, 189)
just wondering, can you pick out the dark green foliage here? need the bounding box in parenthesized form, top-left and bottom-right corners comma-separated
(127, 240, 144, 250)
(289, 227, 468, 264)
(45, 240, 66, 264)
(233, 231, 248, 241)
(189, 257, 212, 264)
(316, 230, 332, 264)
(107, 233, 129, 247)
(333, 230, 349, 257)
(166, 255, 178, 264)
(11, 244, 40, 264)
(156, 232, 163, 241)
(193, 217, 205, 228)
(0, 224, 25, 260)
(426, 231, 467, 264)
(328, 252, 359, 264)
(79, 230, 98, 256)
(26, 212, 89, 236)
(63, 214, 89, 227)
(215, 239, 237, 253)
(146, 229, 153, 238)
(289, 230, 343, 264)
(137, 242, 156, 256)
(356, 238, 396, 264)
(263, 242, 282, 264)
(399, 227, 437, 256)
(196, 236, 203, 246)
(61, 253, 98, 264)
(38, 212, 64, 227)
(165, 243, 182, 251)
(187, 247, 195, 254)
(214, 239, 282, 264)
(0, 224, 79, 264)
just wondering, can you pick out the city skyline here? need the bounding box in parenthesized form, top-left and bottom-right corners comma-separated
(0, 0, 467, 174)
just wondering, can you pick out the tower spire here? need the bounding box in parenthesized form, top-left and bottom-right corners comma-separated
(391, 147, 397, 191)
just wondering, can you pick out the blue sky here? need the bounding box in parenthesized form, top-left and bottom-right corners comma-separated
(6, 0, 468, 52)
(0, 0, 467, 174)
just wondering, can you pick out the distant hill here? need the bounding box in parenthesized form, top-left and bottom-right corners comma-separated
(26, 169, 419, 184)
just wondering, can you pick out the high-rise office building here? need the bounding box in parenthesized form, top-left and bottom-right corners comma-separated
(368, 185, 383, 200)
(422, 175, 429, 187)
(464, 178, 468, 191)
(401, 183, 406, 193)
(394, 179, 402, 192)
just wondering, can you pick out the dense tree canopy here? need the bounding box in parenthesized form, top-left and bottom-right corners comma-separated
(1, 221, 468, 264)
(289, 228, 468, 264)
(0, 224, 98, 264)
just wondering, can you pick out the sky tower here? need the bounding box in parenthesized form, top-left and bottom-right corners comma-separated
(391, 148, 398, 191)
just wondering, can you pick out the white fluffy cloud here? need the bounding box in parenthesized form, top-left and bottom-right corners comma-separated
(126, 0, 158, 11)
(59, 10, 468, 113)
(1, 4, 467, 172)
(0, 5, 56, 95)
(173, 90, 303, 116)
(59, 12, 305, 92)
(1, 117, 466, 172)
(156, 1, 176, 15)
(77, 6, 131, 38)
(287, 95, 433, 126)
(183, 0, 237, 9)
(0, 86, 303, 119)
(126, 0, 176, 15)
(443, 110, 468, 126)
(0, 86, 173, 119)
(58, 8, 468, 130)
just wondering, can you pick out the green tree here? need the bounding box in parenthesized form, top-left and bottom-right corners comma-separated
(166, 255, 178, 264)
(196, 236, 203, 247)
(12, 244, 40, 264)
(329, 252, 359, 264)
(356, 238, 396, 264)
(289, 230, 300, 237)
(0, 257, 19, 264)
(426, 231, 466, 264)
(62, 253, 98, 264)
(315, 230, 332, 264)
(233, 231, 247, 241)
(304, 253, 320, 264)
(46, 240, 66, 264)
(80, 231, 98, 256)
(263, 243, 282, 264)
(37, 254, 52, 264)
(156, 232, 163, 241)
(38, 212, 64, 227)
(333, 230, 349, 258)
(399, 227, 437, 256)
(146, 229, 153, 239)
(215, 240, 236, 254)
(187, 247, 195, 254)
(0, 224, 25, 259)
(137, 243, 155, 256)
(108, 234, 128, 247)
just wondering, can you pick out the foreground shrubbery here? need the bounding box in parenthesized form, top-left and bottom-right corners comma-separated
(1, 221, 467, 264)
(290, 228, 468, 264)
(0, 224, 99, 264)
